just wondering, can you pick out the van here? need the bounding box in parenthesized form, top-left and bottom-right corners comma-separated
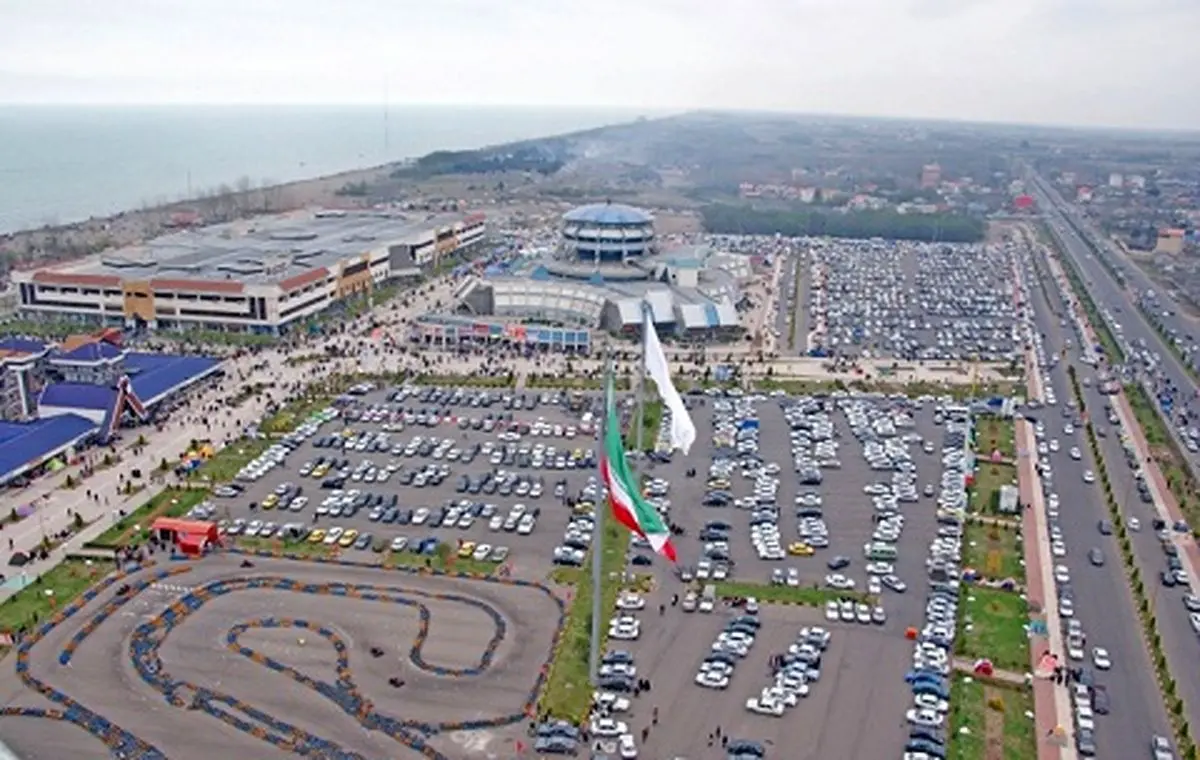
(864, 543, 898, 561)
(699, 584, 716, 613)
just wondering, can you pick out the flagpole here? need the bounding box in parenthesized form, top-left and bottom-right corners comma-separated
(635, 301, 649, 453)
(590, 344, 610, 688)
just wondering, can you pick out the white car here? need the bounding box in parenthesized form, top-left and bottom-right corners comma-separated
(825, 574, 856, 590)
(1082, 470, 1095, 483)
(913, 693, 949, 713)
(592, 692, 631, 714)
(906, 708, 944, 728)
(745, 697, 784, 717)
(694, 670, 730, 689)
(589, 718, 628, 737)
(618, 734, 638, 759)
(825, 601, 840, 621)
(616, 594, 645, 611)
(1092, 647, 1112, 670)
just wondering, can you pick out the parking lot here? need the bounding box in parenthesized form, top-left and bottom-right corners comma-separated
(578, 389, 975, 759)
(213, 385, 607, 578)
(807, 238, 1019, 361)
(187, 383, 986, 758)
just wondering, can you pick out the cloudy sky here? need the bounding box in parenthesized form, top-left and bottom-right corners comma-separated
(1, 0, 1196, 130)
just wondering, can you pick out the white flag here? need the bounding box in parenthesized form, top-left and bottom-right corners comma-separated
(643, 309, 697, 455)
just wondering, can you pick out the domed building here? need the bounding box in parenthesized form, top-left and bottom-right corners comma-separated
(561, 201, 655, 263)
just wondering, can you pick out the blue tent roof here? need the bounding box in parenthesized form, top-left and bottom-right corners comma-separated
(563, 203, 652, 226)
(0, 338, 49, 355)
(0, 414, 97, 483)
(124, 353, 221, 403)
(55, 342, 125, 363)
(40, 383, 117, 411)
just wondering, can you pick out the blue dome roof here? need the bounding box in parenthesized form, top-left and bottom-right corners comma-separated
(563, 203, 652, 226)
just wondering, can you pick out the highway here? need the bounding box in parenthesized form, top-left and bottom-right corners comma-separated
(1030, 174, 1200, 475)
(1022, 245, 1174, 757)
(1029, 240, 1200, 739)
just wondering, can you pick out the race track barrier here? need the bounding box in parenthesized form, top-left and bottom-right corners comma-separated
(5, 562, 173, 759)
(119, 552, 565, 758)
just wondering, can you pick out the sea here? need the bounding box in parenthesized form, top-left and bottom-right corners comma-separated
(0, 104, 650, 235)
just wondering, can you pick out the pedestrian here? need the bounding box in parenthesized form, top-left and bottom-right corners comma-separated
(641, 726, 649, 743)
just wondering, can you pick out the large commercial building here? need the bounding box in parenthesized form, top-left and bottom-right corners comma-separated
(12, 209, 486, 334)
(443, 202, 751, 345)
(561, 202, 656, 263)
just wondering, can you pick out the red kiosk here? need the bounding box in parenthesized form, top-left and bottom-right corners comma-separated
(150, 518, 221, 556)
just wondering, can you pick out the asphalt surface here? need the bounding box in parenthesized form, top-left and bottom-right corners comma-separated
(0, 554, 562, 760)
(1025, 246, 1175, 755)
(224, 388, 595, 577)
(1032, 173, 1200, 472)
(616, 393, 945, 758)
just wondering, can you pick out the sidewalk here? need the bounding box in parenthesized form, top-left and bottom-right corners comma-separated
(1017, 420, 1077, 760)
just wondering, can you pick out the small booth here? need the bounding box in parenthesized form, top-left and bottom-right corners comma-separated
(150, 518, 220, 556)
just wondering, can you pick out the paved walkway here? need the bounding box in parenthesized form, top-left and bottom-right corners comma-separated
(0, 273, 470, 599)
(1017, 419, 1077, 760)
(951, 657, 1027, 687)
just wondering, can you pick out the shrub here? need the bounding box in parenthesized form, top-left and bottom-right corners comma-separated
(986, 696, 1006, 712)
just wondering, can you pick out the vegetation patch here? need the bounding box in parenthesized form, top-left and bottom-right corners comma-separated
(260, 395, 333, 435)
(701, 204, 985, 242)
(1126, 382, 1200, 528)
(946, 677, 1036, 760)
(963, 520, 1024, 582)
(756, 377, 1018, 401)
(412, 373, 515, 389)
(956, 586, 1030, 673)
(0, 558, 116, 640)
(970, 461, 1017, 515)
(713, 580, 873, 606)
(975, 416, 1016, 460)
(193, 437, 271, 484)
(540, 519, 629, 723)
(85, 488, 211, 550)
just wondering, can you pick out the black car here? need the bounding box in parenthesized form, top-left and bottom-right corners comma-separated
(596, 675, 635, 693)
(827, 556, 851, 571)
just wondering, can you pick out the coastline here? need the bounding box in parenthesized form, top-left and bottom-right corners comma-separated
(0, 161, 399, 273)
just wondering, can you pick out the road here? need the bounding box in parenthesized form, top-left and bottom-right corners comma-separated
(1029, 238, 1200, 740)
(1023, 244, 1174, 755)
(1030, 174, 1200, 472)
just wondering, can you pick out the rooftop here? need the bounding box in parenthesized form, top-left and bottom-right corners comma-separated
(45, 210, 472, 288)
(0, 414, 97, 483)
(563, 203, 653, 227)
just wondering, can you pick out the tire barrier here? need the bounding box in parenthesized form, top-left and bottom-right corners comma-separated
(117, 553, 565, 758)
(6, 549, 566, 759)
(7, 562, 173, 759)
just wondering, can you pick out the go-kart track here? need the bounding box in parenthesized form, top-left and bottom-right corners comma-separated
(0, 553, 564, 760)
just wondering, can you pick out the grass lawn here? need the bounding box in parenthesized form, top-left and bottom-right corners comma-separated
(412, 373, 515, 389)
(0, 558, 115, 637)
(625, 399, 663, 452)
(975, 416, 1016, 459)
(957, 586, 1030, 673)
(947, 676, 987, 760)
(971, 462, 1017, 515)
(192, 437, 271, 484)
(1127, 383, 1200, 528)
(260, 395, 333, 435)
(947, 677, 1037, 760)
(85, 488, 211, 550)
(963, 520, 1024, 581)
(237, 538, 501, 576)
(713, 580, 873, 606)
(540, 518, 629, 722)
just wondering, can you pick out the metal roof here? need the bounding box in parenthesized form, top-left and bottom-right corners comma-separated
(61, 211, 472, 287)
(562, 203, 653, 226)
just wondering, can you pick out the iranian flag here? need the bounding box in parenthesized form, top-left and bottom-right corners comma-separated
(600, 374, 678, 562)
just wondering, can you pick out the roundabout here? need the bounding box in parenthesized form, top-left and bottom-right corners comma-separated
(0, 553, 565, 759)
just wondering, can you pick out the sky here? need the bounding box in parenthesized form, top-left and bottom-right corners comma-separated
(1, 0, 1197, 130)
